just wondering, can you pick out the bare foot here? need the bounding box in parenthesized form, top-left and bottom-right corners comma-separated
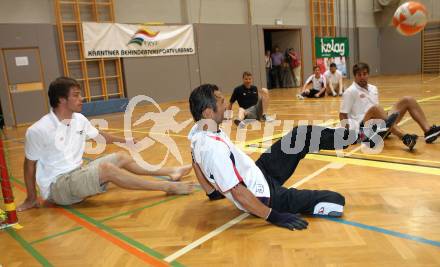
(167, 181, 195, 195)
(169, 164, 192, 181)
(17, 198, 40, 212)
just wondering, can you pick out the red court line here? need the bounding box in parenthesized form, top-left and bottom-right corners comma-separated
(12, 181, 169, 267)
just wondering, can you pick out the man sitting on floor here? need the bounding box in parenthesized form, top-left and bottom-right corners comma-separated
(298, 65, 327, 99)
(18, 77, 194, 211)
(228, 71, 274, 127)
(340, 62, 440, 151)
(188, 83, 359, 230)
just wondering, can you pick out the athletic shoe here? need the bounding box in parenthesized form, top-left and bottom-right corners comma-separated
(328, 211, 343, 217)
(358, 112, 399, 146)
(296, 94, 304, 100)
(332, 91, 337, 97)
(262, 114, 275, 122)
(339, 92, 343, 96)
(378, 112, 399, 138)
(424, 125, 440, 143)
(402, 134, 418, 151)
(360, 112, 399, 139)
(235, 119, 249, 129)
(239, 121, 250, 128)
(382, 131, 392, 139)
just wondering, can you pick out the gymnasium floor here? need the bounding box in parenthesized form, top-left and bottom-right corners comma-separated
(1, 74, 440, 266)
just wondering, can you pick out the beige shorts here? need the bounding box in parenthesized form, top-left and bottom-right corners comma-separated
(49, 153, 119, 205)
(245, 97, 263, 120)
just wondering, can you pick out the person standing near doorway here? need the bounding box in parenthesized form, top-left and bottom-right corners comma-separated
(265, 50, 272, 89)
(271, 46, 284, 88)
(287, 48, 301, 87)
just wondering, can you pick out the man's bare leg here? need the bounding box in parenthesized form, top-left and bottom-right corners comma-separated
(391, 96, 430, 133)
(338, 83, 343, 96)
(364, 105, 404, 138)
(260, 88, 270, 114)
(326, 85, 336, 96)
(110, 152, 192, 181)
(99, 162, 195, 195)
(238, 108, 246, 120)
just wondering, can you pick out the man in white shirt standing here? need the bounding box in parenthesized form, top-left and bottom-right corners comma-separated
(18, 77, 194, 211)
(340, 62, 440, 151)
(298, 65, 326, 99)
(188, 84, 348, 231)
(324, 63, 344, 96)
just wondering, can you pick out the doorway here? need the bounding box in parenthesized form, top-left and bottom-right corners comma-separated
(1, 48, 48, 126)
(263, 29, 303, 89)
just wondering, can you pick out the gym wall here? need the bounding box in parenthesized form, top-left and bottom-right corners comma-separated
(0, 0, 432, 125)
(116, 0, 314, 101)
(373, 0, 439, 75)
(0, 0, 61, 126)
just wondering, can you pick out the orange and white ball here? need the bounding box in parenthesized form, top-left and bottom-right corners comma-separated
(392, 1, 428, 36)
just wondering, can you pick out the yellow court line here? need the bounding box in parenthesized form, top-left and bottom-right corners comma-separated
(320, 149, 440, 165)
(423, 75, 440, 83)
(241, 145, 440, 176)
(272, 98, 413, 103)
(241, 94, 440, 175)
(2, 145, 24, 151)
(383, 94, 440, 111)
(2, 137, 25, 143)
(240, 119, 339, 147)
(275, 113, 337, 117)
(306, 154, 440, 176)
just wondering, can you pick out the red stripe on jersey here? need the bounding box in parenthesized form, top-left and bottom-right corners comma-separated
(208, 135, 244, 183)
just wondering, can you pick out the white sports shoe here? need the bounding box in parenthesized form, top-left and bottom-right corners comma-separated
(296, 94, 304, 100)
(262, 114, 275, 122)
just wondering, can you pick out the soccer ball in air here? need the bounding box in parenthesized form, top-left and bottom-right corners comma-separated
(392, 1, 428, 36)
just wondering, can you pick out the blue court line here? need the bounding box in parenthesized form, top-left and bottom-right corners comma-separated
(316, 216, 440, 248)
(84, 155, 439, 247)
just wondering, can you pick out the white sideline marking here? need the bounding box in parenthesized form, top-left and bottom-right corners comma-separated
(164, 117, 412, 263)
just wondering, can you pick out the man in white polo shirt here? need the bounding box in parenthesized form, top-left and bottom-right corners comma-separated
(340, 62, 440, 151)
(18, 77, 194, 211)
(298, 65, 326, 99)
(188, 84, 348, 231)
(324, 63, 344, 96)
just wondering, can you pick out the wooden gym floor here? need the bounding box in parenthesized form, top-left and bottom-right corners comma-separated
(1, 74, 440, 266)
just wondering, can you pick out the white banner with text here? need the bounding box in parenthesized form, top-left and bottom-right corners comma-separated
(83, 22, 195, 58)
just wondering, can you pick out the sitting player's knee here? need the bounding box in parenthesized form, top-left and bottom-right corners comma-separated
(401, 96, 415, 105)
(261, 88, 269, 95)
(99, 162, 116, 179)
(115, 151, 130, 162)
(370, 105, 381, 112)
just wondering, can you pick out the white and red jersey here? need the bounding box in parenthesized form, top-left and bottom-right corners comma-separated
(305, 74, 326, 90)
(189, 124, 270, 212)
(340, 82, 379, 126)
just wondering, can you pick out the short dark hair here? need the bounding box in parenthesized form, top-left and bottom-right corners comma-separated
(189, 84, 220, 121)
(330, 63, 337, 68)
(242, 71, 252, 78)
(313, 65, 320, 71)
(353, 62, 370, 76)
(48, 77, 80, 108)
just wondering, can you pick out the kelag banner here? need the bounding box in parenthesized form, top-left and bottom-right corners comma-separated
(315, 37, 349, 58)
(83, 22, 195, 58)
